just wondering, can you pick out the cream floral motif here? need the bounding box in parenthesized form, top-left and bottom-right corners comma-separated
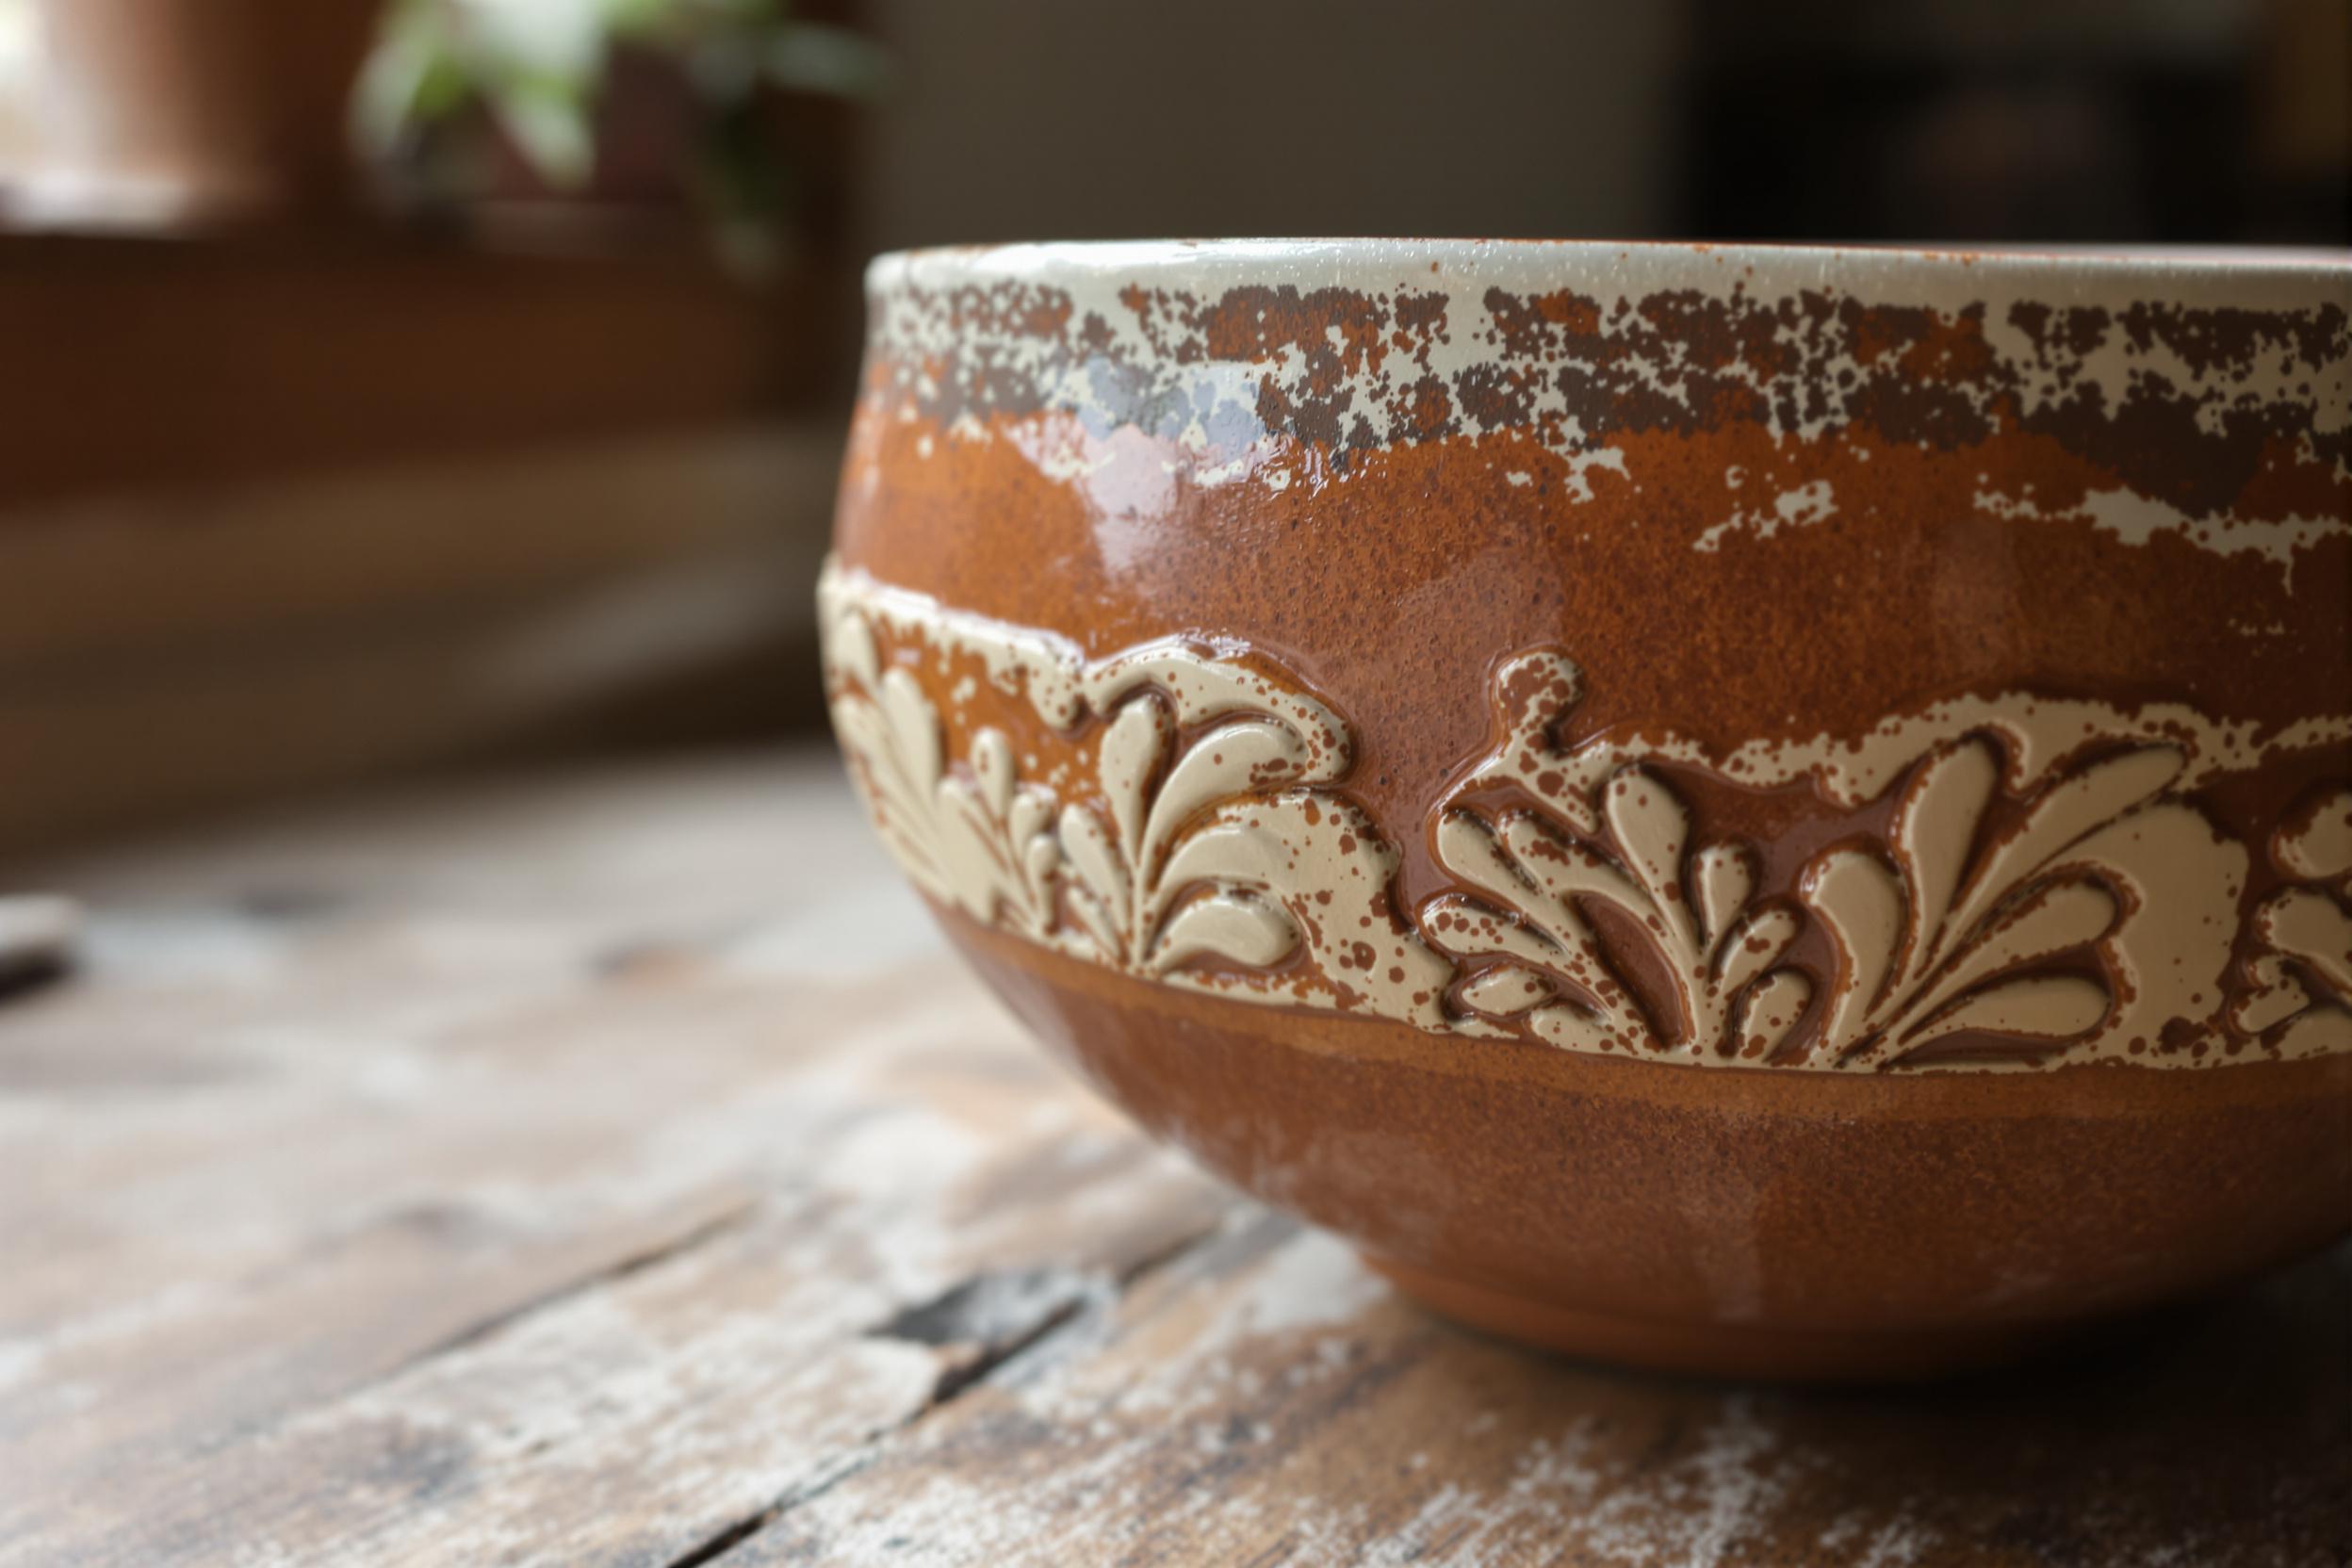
(825, 610, 1062, 943)
(822, 564, 2342, 1072)
(1795, 740, 2247, 1068)
(821, 566, 1454, 1026)
(1425, 657, 1812, 1064)
(1419, 652, 2250, 1070)
(2230, 785, 2352, 1055)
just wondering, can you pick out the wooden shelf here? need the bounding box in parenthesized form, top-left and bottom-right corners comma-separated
(0, 421, 844, 858)
(0, 224, 856, 512)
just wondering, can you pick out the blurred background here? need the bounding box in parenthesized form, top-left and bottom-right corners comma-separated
(0, 0, 2343, 865)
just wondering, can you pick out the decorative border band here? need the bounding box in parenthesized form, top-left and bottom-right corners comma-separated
(820, 562, 2352, 1073)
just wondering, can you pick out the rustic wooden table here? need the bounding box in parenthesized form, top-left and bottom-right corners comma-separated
(3, 748, 2344, 1566)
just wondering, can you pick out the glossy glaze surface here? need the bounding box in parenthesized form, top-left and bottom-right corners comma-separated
(948, 910, 2352, 1380)
(825, 240, 2351, 1375)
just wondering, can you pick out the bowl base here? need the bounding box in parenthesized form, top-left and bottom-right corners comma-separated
(1363, 1253, 2068, 1384)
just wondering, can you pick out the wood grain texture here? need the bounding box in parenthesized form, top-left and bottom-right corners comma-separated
(0, 750, 2344, 1566)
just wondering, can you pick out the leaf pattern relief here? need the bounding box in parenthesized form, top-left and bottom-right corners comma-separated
(1794, 739, 2243, 1069)
(821, 592, 1453, 1028)
(825, 565, 2327, 1074)
(1422, 650, 2250, 1071)
(1055, 691, 1311, 972)
(1424, 652, 1812, 1065)
(824, 610, 1061, 940)
(2230, 784, 2352, 1057)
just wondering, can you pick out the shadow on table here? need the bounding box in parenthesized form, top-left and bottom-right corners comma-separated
(1609, 1245, 2351, 1560)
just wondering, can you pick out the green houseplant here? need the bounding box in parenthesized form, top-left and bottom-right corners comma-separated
(357, 0, 886, 264)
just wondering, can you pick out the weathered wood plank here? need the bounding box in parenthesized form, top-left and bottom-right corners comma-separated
(2, 1029, 1224, 1566)
(0, 755, 1230, 1564)
(3, 751, 2344, 1568)
(744, 1218, 2352, 1568)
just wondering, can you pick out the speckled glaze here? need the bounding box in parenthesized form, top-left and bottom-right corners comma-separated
(824, 240, 2352, 1380)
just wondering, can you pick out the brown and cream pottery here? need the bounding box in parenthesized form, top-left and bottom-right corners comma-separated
(823, 240, 2351, 1380)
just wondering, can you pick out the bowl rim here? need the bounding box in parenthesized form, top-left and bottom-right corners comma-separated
(867, 237, 2352, 304)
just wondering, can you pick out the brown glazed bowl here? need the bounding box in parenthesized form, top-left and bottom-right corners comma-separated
(822, 240, 2352, 1381)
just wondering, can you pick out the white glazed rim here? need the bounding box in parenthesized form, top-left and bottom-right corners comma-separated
(869, 237, 2352, 310)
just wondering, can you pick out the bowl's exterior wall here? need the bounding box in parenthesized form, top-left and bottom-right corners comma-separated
(944, 910, 2352, 1378)
(823, 242, 2351, 1368)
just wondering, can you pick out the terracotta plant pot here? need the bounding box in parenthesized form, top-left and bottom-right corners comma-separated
(821, 240, 2352, 1381)
(30, 0, 384, 223)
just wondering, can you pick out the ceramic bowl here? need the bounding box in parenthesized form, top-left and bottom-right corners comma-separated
(822, 240, 2351, 1380)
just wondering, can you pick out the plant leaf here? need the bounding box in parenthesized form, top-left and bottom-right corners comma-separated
(763, 22, 893, 99)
